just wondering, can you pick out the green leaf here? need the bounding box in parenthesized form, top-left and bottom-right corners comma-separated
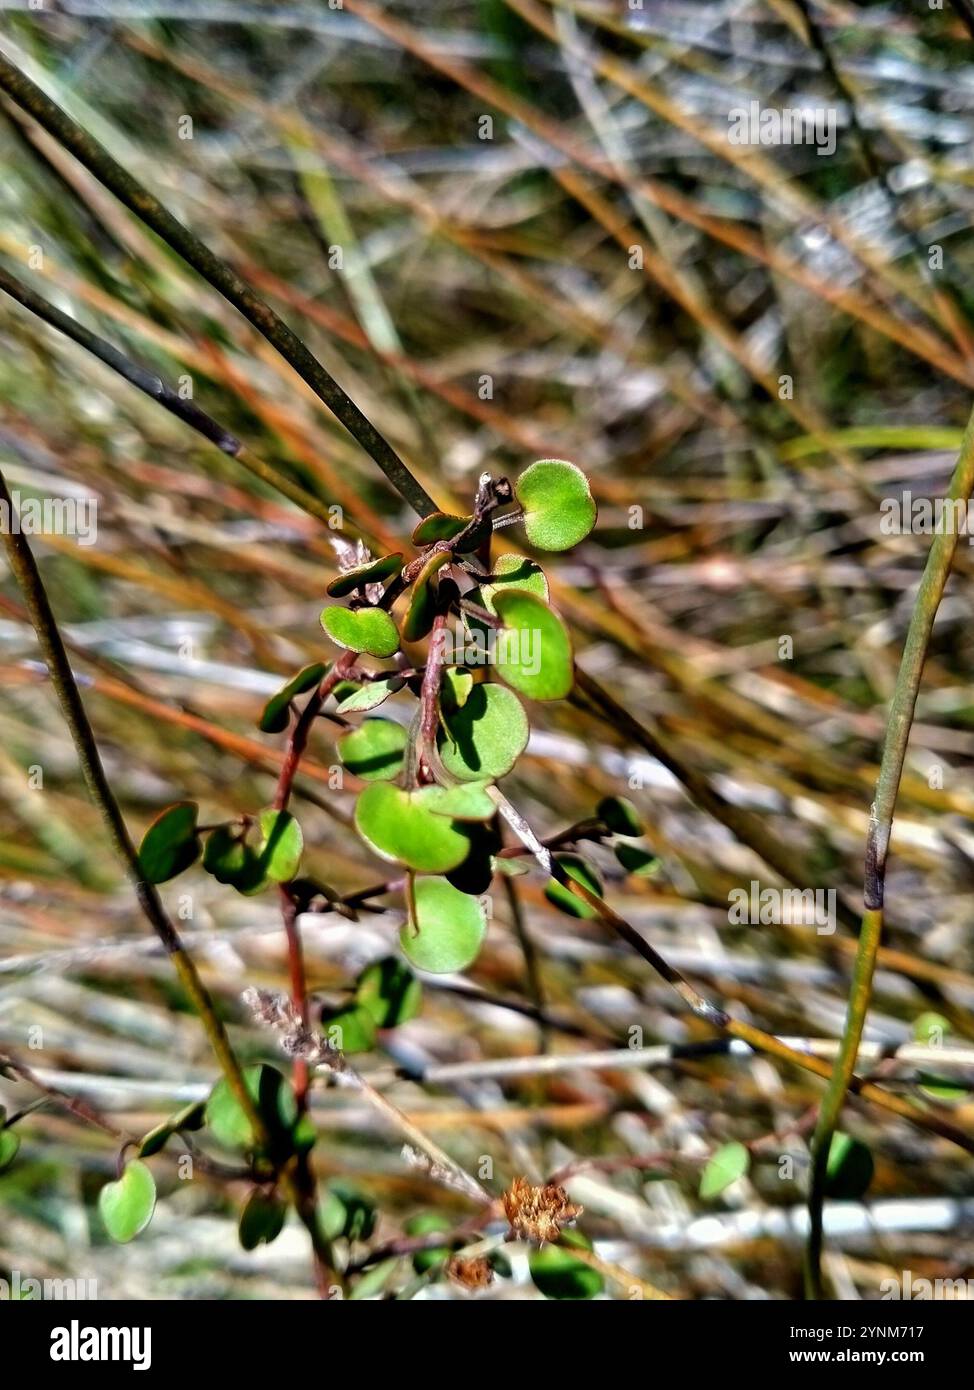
(438, 682, 528, 781)
(202, 825, 251, 885)
(98, 1160, 156, 1243)
(614, 842, 660, 877)
(400, 876, 487, 973)
(514, 458, 596, 551)
(318, 1183, 376, 1243)
(138, 1100, 206, 1157)
(404, 1211, 453, 1272)
(699, 1141, 750, 1200)
(0, 1127, 20, 1173)
(355, 783, 471, 873)
(529, 1230, 603, 1300)
(401, 550, 451, 643)
(914, 1011, 950, 1045)
(355, 957, 422, 1028)
(338, 719, 409, 781)
(321, 605, 400, 658)
(321, 1003, 377, 1054)
(597, 795, 644, 837)
(545, 854, 603, 919)
(419, 780, 495, 821)
(335, 675, 405, 714)
(326, 553, 404, 598)
(441, 666, 474, 712)
(205, 1064, 297, 1153)
(257, 808, 303, 882)
(492, 590, 573, 701)
(239, 1189, 287, 1251)
(259, 662, 328, 733)
(411, 513, 469, 545)
(824, 1133, 874, 1199)
(138, 801, 199, 883)
(476, 553, 549, 613)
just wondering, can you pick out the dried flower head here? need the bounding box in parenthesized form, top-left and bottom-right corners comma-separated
(501, 1177, 581, 1244)
(446, 1255, 493, 1291)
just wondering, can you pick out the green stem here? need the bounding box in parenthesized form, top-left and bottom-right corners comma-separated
(804, 402, 974, 1298)
(0, 47, 437, 521)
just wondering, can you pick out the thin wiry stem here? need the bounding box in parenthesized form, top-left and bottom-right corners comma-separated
(0, 47, 438, 520)
(804, 403, 974, 1298)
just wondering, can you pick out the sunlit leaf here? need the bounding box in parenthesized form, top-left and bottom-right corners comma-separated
(597, 795, 644, 837)
(318, 1183, 376, 1243)
(355, 783, 471, 873)
(257, 808, 303, 882)
(321, 604, 400, 658)
(476, 553, 549, 613)
(355, 956, 423, 1028)
(492, 590, 573, 701)
(259, 662, 328, 733)
(400, 876, 487, 973)
(326, 553, 403, 598)
(514, 458, 596, 551)
(529, 1230, 602, 1300)
(138, 801, 199, 883)
(699, 1141, 750, 1200)
(545, 854, 603, 919)
(335, 675, 405, 714)
(0, 1128, 20, 1173)
(98, 1160, 156, 1243)
(205, 1064, 297, 1153)
(438, 682, 528, 781)
(420, 780, 495, 821)
(338, 719, 409, 781)
(321, 1003, 378, 1054)
(401, 550, 451, 643)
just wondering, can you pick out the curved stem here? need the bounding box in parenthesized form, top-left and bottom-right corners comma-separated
(805, 402, 974, 1298)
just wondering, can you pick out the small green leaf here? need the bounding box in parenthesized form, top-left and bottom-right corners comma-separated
(411, 513, 469, 545)
(614, 842, 660, 877)
(419, 780, 495, 821)
(514, 458, 596, 551)
(356, 957, 422, 1028)
(700, 1141, 750, 1200)
(476, 553, 549, 613)
(0, 1128, 20, 1173)
(401, 550, 451, 643)
(338, 719, 409, 781)
(205, 1064, 297, 1153)
(438, 682, 528, 781)
(99, 1160, 156, 1243)
(326, 553, 404, 598)
(321, 1003, 377, 1054)
(492, 590, 573, 701)
(335, 675, 405, 714)
(529, 1230, 602, 1300)
(404, 1211, 453, 1272)
(318, 1183, 377, 1243)
(914, 1011, 950, 1045)
(597, 795, 644, 837)
(257, 808, 303, 882)
(824, 1133, 874, 1199)
(139, 1099, 207, 1157)
(138, 802, 199, 883)
(400, 876, 488, 973)
(202, 825, 250, 885)
(355, 784, 471, 873)
(545, 854, 603, 919)
(321, 605, 400, 658)
(259, 662, 328, 733)
(441, 666, 474, 713)
(239, 1189, 287, 1251)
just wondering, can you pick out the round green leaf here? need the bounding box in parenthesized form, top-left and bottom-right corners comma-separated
(914, 1011, 950, 1046)
(321, 1003, 377, 1054)
(514, 458, 596, 552)
(321, 605, 400, 658)
(257, 808, 303, 882)
(259, 662, 328, 733)
(597, 795, 644, 837)
(411, 513, 469, 545)
(0, 1128, 20, 1173)
(438, 682, 528, 781)
(326, 553, 404, 598)
(545, 854, 603, 919)
(400, 876, 487, 973)
(492, 590, 573, 701)
(202, 825, 250, 885)
(318, 1183, 377, 1243)
(614, 842, 660, 878)
(529, 1230, 602, 1300)
(355, 784, 471, 873)
(99, 1160, 156, 1244)
(205, 1064, 297, 1153)
(138, 802, 199, 883)
(338, 719, 409, 781)
(700, 1141, 750, 1200)
(355, 957, 422, 1028)
(239, 1189, 287, 1251)
(477, 553, 549, 613)
(335, 675, 405, 714)
(824, 1133, 874, 1200)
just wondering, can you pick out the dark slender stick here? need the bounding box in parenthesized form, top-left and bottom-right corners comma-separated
(0, 47, 438, 520)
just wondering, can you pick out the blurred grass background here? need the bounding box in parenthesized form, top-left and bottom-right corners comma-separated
(3, 0, 974, 1299)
